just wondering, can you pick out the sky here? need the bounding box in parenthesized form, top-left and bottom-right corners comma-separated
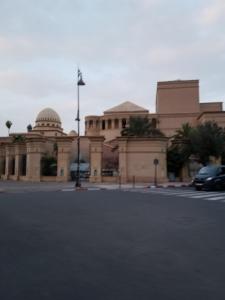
(0, 0, 225, 136)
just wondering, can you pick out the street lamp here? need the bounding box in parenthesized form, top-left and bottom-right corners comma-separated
(75, 69, 85, 188)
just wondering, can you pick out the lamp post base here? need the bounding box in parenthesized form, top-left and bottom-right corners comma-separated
(75, 181, 81, 188)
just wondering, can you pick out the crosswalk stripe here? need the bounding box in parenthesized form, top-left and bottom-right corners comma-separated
(190, 193, 223, 198)
(126, 188, 225, 203)
(205, 196, 225, 201)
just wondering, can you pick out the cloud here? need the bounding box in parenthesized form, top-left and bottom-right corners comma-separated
(0, 0, 225, 136)
(198, 0, 225, 25)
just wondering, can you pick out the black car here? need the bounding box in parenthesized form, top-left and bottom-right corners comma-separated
(193, 165, 225, 191)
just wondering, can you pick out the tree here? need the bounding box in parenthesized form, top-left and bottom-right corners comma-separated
(121, 116, 164, 137)
(172, 122, 193, 142)
(5, 120, 12, 135)
(27, 124, 32, 132)
(12, 135, 25, 143)
(192, 121, 225, 165)
(167, 121, 225, 177)
(171, 123, 194, 165)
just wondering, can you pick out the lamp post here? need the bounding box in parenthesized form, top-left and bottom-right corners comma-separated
(75, 69, 85, 188)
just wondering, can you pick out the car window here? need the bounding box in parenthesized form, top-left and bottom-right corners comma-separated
(198, 166, 218, 176)
(221, 167, 225, 175)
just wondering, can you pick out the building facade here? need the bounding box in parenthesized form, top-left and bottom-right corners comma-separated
(1, 79, 224, 183)
(85, 80, 225, 140)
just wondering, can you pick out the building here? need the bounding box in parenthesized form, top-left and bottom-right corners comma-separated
(0, 79, 224, 183)
(0, 108, 90, 182)
(85, 79, 225, 139)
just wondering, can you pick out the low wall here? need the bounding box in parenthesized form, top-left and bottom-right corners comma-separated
(41, 176, 57, 182)
(102, 176, 118, 183)
(118, 137, 168, 183)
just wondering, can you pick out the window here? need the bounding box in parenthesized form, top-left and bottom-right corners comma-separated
(89, 120, 93, 128)
(102, 120, 105, 130)
(122, 119, 126, 129)
(108, 119, 112, 129)
(114, 119, 119, 129)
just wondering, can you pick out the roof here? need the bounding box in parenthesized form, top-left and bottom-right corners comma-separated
(36, 108, 61, 123)
(104, 101, 149, 114)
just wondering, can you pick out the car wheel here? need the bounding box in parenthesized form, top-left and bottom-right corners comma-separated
(195, 186, 202, 191)
(214, 183, 221, 191)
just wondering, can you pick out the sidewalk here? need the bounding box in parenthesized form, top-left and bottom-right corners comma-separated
(0, 180, 191, 193)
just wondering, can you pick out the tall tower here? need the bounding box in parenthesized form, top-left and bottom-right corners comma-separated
(156, 80, 200, 114)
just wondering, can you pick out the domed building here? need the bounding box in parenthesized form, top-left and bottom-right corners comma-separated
(32, 108, 65, 137)
(0, 107, 87, 182)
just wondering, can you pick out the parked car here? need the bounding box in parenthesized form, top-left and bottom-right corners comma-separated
(193, 165, 225, 191)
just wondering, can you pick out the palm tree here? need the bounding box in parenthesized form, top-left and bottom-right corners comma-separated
(5, 120, 12, 135)
(172, 122, 193, 142)
(168, 123, 195, 180)
(171, 122, 194, 163)
(121, 116, 164, 137)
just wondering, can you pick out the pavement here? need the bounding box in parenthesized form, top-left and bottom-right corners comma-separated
(0, 180, 190, 193)
(0, 189, 225, 299)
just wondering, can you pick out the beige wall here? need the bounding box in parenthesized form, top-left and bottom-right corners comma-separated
(118, 137, 168, 183)
(198, 112, 225, 128)
(200, 102, 223, 113)
(158, 113, 199, 137)
(156, 80, 200, 114)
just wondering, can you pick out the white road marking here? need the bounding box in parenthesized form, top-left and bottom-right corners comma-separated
(191, 193, 223, 198)
(130, 188, 225, 203)
(205, 196, 225, 201)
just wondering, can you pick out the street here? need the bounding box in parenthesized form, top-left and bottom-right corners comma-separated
(0, 189, 225, 299)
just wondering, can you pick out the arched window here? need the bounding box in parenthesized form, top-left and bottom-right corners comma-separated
(89, 120, 93, 128)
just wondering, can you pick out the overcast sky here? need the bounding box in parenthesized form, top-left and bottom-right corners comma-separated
(0, 0, 225, 136)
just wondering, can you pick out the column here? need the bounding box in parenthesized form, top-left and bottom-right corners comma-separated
(5, 145, 14, 180)
(118, 138, 128, 183)
(26, 139, 45, 181)
(57, 138, 72, 182)
(89, 136, 104, 183)
(0, 147, 5, 178)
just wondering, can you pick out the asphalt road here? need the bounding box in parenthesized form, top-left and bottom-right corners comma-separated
(0, 190, 225, 300)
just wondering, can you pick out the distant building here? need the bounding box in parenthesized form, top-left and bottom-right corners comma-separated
(85, 79, 225, 140)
